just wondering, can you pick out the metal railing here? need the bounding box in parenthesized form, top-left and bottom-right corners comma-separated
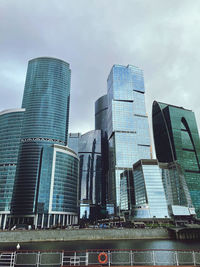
(0, 249, 200, 266)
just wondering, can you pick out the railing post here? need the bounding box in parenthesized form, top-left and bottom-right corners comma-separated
(108, 250, 111, 267)
(193, 251, 196, 266)
(152, 250, 156, 266)
(61, 251, 64, 266)
(86, 251, 89, 266)
(74, 252, 77, 266)
(130, 250, 133, 266)
(37, 252, 40, 267)
(175, 251, 179, 266)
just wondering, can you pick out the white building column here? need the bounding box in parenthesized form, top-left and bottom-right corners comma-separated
(62, 215, 65, 226)
(41, 214, 44, 229)
(34, 214, 38, 229)
(47, 214, 50, 228)
(53, 214, 55, 226)
(3, 215, 7, 230)
(58, 214, 61, 224)
(0, 214, 2, 229)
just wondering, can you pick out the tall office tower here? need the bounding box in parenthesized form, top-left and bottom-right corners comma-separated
(133, 159, 169, 219)
(0, 109, 25, 229)
(78, 130, 103, 220)
(11, 57, 72, 226)
(95, 95, 108, 210)
(107, 65, 151, 211)
(152, 101, 200, 217)
(68, 133, 81, 154)
(95, 94, 108, 133)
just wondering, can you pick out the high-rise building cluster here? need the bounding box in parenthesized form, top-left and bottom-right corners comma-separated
(0, 57, 200, 229)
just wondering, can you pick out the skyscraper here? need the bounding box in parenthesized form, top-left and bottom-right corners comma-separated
(152, 101, 200, 217)
(107, 65, 151, 211)
(11, 57, 73, 226)
(0, 109, 25, 229)
(78, 130, 103, 219)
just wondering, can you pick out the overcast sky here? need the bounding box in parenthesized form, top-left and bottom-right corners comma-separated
(1, 0, 200, 141)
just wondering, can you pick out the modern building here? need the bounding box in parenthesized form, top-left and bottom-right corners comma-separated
(35, 145, 79, 228)
(107, 65, 151, 212)
(95, 94, 108, 133)
(95, 94, 109, 211)
(152, 101, 200, 217)
(11, 57, 76, 227)
(160, 162, 195, 220)
(120, 169, 135, 214)
(0, 109, 25, 229)
(133, 159, 169, 219)
(78, 130, 103, 220)
(68, 133, 81, 154)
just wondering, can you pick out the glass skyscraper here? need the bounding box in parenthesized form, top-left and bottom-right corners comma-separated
(0, 109, 25, 229)
(107, 65, 151, 210)
(78, 130, 103, 219)
(152, 101, 200, 217)
(95, 94, 108, 133)
(11, 57, 74, 226)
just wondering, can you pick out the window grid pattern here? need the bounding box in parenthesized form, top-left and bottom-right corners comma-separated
(0, 110, 24, 212)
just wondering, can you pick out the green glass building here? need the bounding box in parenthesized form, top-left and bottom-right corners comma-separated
(152, 101, 200, 217)
(0, 109, 25, 229)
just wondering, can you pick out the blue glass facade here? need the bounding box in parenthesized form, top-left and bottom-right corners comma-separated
(11, 57, 71, 223)
(68, 133, 81, 154)
(107, 65, 151, 210)
(133, 160, 169, 219)
(0, 109, 24, 229)
(36, 145, 79, 228)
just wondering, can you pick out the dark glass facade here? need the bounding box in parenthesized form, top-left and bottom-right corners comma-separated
(0, 109, 24, 229)
(107, 65, 151, 210)
(153, 101, 200, 217)
(11, 57, 71, 221)
(95, 94, 108, 133)
(120, 169, 134, 213)
(79, 130, 103, 219)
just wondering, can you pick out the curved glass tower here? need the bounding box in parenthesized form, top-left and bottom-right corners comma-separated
(12, 57, 71, 222)
(37, 145, 79, 228)
(152, 101, 200, 217)
(0, 109, 24, 229)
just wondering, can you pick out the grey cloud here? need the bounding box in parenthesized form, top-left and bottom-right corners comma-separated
(1, 0, 200, 135)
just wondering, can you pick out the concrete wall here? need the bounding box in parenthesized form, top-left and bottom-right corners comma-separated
(0, 228, 170, 243)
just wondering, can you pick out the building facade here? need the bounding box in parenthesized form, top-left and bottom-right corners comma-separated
(133, 160, 169, 219)
(68, 133, 81, 154)
(107, 65, 151, 211)
(0, 109, 25, 229)
(11, 57, 74, 226)
(152, 101, 200, 217)
(78, 130, 103, 219)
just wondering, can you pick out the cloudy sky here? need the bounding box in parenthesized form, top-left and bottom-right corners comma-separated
(1, 0, 200, 140)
